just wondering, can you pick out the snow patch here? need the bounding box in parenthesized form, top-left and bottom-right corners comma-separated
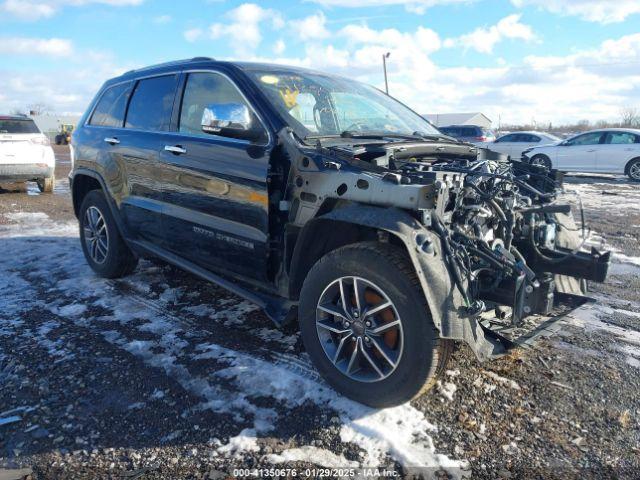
(264, 446, 359, 468)
(217, 428, 260, 457)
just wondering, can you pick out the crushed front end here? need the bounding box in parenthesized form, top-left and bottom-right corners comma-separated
(284, 132, 611, 360)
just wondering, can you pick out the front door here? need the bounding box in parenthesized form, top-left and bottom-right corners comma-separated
(556, 131, 603, 172)
(159, 71, 272, 282)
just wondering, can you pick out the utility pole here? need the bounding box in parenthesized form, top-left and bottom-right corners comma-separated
(382, 52, 390, 95)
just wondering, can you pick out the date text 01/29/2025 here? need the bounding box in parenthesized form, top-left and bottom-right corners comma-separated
(231, 467, 401, 478)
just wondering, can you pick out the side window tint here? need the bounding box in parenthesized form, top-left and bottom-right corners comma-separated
(89, 83, 132, 127)
(179, 72, 264, 139)
(606, 132, 636, 144)
(125, 75, 178, 131)
(567, 133, 602, 146)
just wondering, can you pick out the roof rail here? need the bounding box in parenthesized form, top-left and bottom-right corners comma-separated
(122, 57, 217, 77)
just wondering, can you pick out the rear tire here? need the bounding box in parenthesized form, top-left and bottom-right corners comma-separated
(530, 154, 552, 169)
(299, 241, 451, 407)
(627, 158, 640, 182)
(37, 176, 54, 193)
(79, 189, 138, 278)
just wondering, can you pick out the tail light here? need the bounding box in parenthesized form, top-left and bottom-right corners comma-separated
(475, 136, 487, 142)
(30, 136, 50, 146)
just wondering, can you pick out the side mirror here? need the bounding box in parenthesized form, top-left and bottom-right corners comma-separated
(201, 103, 263, 141)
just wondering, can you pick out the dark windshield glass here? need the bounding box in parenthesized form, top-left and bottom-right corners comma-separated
(0, 119, 40, 134)
(244, 68, 440, 139)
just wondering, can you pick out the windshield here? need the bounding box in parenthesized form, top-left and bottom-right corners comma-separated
(244, 68, 441, 140)
(0, 119, 40, 134)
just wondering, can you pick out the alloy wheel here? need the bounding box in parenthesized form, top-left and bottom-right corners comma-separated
(83, 206, 109, 264)
(630, 162, 640, 180)
(316, 276, 403, 383)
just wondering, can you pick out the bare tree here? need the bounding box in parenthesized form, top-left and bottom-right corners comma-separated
(620, 107, 639, 127)
(26, 103, 53, 116)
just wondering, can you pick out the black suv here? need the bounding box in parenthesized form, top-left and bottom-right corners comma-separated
(70, 58, 609, 407)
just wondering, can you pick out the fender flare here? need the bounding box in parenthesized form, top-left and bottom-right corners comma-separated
(70, 168, 130, 239)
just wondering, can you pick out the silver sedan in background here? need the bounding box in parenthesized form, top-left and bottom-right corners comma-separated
(521, 128, 640, 181)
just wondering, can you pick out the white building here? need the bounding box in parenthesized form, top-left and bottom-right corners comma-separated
(423, 112, 492, 129)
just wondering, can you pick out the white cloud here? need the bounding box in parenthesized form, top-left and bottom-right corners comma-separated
(511, 0, 640, 24)
(209, 3, 284, 55)
(0, 49, 135, 114)
(1, 0, 143, 20)
(290, 12, 330, 41)
(183, 28, 203, 43)
(152, 14, 172, 24)
(1, 37, 73, 56)
(273, 39, 286, 55)
(444, 14, 536, 54)
(308, 0, 474, 15)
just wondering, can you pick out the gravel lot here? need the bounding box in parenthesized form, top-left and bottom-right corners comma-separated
(1, 146, 639, 479)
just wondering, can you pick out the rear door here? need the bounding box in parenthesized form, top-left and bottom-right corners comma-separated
(555, 132, 603, 172)
(159, 70, 272, 282)
(512, 133, 542, 159)
(118, 74, 180, 245)
(599, 131, 640, 173)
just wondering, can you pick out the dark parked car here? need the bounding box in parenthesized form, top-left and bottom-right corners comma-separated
(70, 58, 609, 407)
(438, 124, 496, 143)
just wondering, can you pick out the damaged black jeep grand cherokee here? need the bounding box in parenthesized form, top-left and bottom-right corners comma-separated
(70, 58, 610, 407)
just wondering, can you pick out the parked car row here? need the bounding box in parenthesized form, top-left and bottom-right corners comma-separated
(522, 128, 640, 180)
(437, 122, 640, 181)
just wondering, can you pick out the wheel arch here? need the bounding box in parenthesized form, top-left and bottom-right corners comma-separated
(71, 169, 129, 238)
(624, 156, 640, 176)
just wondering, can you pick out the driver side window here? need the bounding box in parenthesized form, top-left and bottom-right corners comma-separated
(179, 72, 265, 140)
(496, 134, 516, 143)
(566, 132, 603, 146)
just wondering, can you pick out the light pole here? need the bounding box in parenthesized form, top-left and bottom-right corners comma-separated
(382, 52, 390, 95)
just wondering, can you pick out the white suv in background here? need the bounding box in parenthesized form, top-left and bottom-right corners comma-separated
(480, 131, 560, 160)
(522, 128, 640, 181)
(0, 115, 55, 192)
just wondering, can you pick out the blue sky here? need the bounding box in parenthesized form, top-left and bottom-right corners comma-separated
(1, 0, 639, 124)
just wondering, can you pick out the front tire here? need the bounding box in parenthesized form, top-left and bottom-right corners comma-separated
(627, 158, 640, 182)
(530, 154, 552, 170)
(299, 242, 450, 407)
(79, 189, 138, 278)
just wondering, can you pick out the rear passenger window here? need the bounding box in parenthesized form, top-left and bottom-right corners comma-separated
(125, 75, 178, 131)
(606, 132, 636, 144)
(89, 83, 131, 127)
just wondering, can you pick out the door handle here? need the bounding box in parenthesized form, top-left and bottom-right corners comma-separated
(164, 145, 187, 155)
(104, 137, 120, 145)
(586, 149, 596, 152)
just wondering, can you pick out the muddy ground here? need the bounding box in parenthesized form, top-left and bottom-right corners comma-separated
(0, 146, 638, 479)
